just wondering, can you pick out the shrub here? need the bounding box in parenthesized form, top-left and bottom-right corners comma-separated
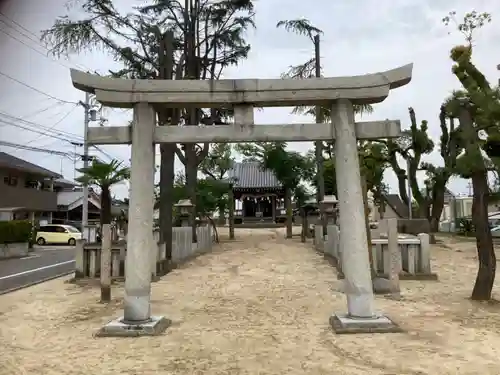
(456, 217, 475, 236)
(0, 220, 33, 244)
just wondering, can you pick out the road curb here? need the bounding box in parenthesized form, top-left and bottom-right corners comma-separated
(0, 270, 75, 296)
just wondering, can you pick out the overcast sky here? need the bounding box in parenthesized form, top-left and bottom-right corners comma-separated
(0, 0, 499, 199)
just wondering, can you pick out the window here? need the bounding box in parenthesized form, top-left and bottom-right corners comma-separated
(39, 226, 54, 233)
(66, 226, 80, 233)
(3, 175, 18, 186)
(25, 180, 39, 189)
(55, 226, 67, 233)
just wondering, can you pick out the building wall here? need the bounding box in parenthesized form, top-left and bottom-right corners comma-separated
(373, 204, 399, 221)
(0, 168, 57, 211)
(440, 197, 500, 222)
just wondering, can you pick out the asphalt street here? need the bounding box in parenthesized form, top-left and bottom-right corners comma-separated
(0, 246, 75, 294)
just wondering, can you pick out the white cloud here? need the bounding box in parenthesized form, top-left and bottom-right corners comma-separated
(1, 0, 499, 198)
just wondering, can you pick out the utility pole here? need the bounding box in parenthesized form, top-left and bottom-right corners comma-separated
(467, 181, 473, 196)
(314, 34, 326, 233)
(80, 92, 91, 238)
(407, 158, 412, 219)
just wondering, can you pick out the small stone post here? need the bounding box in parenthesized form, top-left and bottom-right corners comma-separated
(74, 239, 85, 279)
(418, 233, 431, 274)
(100, 224, 112, 302)
(301, 206, 307, 243)
(285, 188, 293, 238)
(387, 218, 401, 298)
(228, 187, 235, 240)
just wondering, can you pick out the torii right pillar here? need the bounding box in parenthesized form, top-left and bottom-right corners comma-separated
(330, 99, 402, 334)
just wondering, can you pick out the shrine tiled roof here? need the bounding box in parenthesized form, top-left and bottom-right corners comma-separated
(227, 161, 282, 189)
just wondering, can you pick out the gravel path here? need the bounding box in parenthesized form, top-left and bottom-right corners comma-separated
(1, 229, 499, 374)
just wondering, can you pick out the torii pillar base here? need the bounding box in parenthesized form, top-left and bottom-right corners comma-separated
(329, 313, 402, 334)
(95, 316, 171, 338)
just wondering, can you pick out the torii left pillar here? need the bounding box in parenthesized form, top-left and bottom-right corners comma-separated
(96, 103, 171, 337)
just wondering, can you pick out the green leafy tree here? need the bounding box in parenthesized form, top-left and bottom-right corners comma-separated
(359, 141, 390, 211)
(169, 173, 229, 242)
(443, 10, 499, 300)
(42, 0, 256, 244)
(382, 106, 459, 230)
(276, 18, 373, 207)
(199, 143, 235, 220)
(76, 159, 130, 227)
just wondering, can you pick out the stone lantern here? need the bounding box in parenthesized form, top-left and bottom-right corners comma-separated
(320, 195, 339, 225)
(174, 199, 193, 227)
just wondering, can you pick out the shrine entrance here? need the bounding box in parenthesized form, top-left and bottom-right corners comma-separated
(70, 62, 413, 335)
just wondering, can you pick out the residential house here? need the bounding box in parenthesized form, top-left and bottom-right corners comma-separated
(52, 184, 128, 230)
(0, 152, 112, 228)
(0, 151, 61, 221)
(441, 191, 500, 223)
(51, 186, 102, 229)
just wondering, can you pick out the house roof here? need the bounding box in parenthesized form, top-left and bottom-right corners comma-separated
(444, 187, 455, 203)
(0, 152, 61, 178)
(54, 178, 79, 187)
(227, 161, 282, 189)
(57, 191, 84, 206)
(384, 194, 409, 218)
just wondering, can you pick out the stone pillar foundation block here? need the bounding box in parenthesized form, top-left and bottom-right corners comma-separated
(330, 313, 402, 334)
(95, 316, 171, 337)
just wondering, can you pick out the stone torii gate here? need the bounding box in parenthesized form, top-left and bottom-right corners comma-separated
(70, 63, 413, 336)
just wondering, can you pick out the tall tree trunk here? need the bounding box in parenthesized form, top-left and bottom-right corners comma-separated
(471, 167, 496, 300)
(285, 188, 292, 238)
(99, 186, 112, 303)
(429, 184, 446, 233)
(159, 144, 175, 258)
(361, 174, 375, 278)
(100, 186, 112, 226)
(184, 0, 199, 243)
(158, 31, 175, 261)
(185, 143, 198, 243)
(100, 223, 112, 302)
(394, 170, 409, 206)
(459, 104, 496, 300)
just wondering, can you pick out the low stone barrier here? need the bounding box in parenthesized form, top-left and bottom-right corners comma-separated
(313, 223, 436, 280)
(372, 234, 436, 280)
(76, 225, 213, 279)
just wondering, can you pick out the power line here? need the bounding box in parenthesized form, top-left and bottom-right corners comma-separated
(0, 117, 81, 144)
(0, 111, 83, 141)
(22, 104, 80, 148)
(0, 70, 77, 104)
(19, 100, 65, 120)
(0, 140, 77, 158)
(0, 23, 76, 72)
(0, 13, 92, 72)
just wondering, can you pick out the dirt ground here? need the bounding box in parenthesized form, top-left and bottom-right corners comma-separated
(1, 228, 500, 375)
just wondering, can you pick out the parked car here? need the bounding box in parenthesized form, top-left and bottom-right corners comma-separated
(35, 224, 82, 246)
(491, 225, 500, 237)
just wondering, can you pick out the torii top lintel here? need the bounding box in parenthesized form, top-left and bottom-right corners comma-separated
(70, 63, 413, 109)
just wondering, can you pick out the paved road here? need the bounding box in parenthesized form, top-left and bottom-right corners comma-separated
(0, 246, 75, 294)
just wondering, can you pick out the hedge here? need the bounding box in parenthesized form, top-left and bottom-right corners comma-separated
(0, 220, 33, 244)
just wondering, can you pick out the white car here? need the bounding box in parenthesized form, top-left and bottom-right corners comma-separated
(491, 225, 500, 237)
